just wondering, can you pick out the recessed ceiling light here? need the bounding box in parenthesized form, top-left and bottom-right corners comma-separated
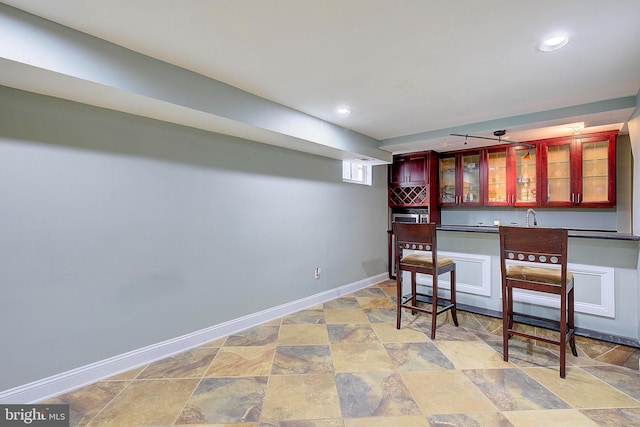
(337, 107, 351, 116)
(538, 35, 569, 52)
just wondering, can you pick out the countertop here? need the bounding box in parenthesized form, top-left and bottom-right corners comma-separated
(436, 225, 640, 241)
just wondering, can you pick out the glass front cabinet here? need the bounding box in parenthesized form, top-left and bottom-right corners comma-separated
(485, 148, 508, 204)
(540, 132, 616, 207)
(439, 151, 481, 206)
(484, 145, 539, 206)
(514, 145, 538, 205)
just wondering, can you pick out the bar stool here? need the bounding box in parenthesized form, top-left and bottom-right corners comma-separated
(499, 225, 577, 378)
(394, 222, 458, 339)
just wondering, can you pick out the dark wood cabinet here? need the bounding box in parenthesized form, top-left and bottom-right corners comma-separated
(540, 132, 616, 207)
(390, 133, 616, 214)
(438, 150, 482, 206)
(390, 154, 428, 187)
(484, 145, 539, 206)
(388, 151, 440, 222)
(435, 131, 616, 209)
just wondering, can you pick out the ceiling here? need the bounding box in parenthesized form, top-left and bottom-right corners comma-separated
(2, 0, 640, 156)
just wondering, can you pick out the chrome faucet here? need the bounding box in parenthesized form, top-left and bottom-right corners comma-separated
(526, 208, 537, 227)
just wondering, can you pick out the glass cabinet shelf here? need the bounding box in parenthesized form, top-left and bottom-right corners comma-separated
(487, 150, 507, 203)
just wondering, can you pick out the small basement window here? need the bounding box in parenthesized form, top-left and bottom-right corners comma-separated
(342, 161, 372, 185)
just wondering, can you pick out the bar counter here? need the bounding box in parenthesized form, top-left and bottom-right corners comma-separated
(393, 225, 640, 347)
(437, 224, 640, 241)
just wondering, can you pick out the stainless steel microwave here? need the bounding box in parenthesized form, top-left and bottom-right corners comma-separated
(391, 213, 429, 224)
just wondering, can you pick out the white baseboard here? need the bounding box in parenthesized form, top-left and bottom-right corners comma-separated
(0, 273, 388, 404)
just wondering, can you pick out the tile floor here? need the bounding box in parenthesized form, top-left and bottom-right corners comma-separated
(43, 280, 640, 426)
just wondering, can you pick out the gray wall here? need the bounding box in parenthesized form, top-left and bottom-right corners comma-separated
(0, 86, 388, 391)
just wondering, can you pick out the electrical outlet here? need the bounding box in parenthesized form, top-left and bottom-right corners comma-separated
(314, 267, 321, 279)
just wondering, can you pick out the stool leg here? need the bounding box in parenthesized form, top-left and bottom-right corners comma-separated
(507, 287, 514, 332)
(568, 287, 577, 357)
(502, 283, 509, 362)
(560, 292, 567, 378)
(450, 267, 458, 327)
(396, 267, 402, 330)
(430, 271, 438, 339)
(411, 271, 417, 315)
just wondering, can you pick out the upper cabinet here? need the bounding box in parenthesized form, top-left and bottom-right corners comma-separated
(433, 131, 616, 209)
(485, 147, 509, 205)
(390, 154, 428, 187)
(540, 132, 616, 207)
(485, 145, 539, 206)
(439, 151, 482, 206)
(389, 132, 616, 213)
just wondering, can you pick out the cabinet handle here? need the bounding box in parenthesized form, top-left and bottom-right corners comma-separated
(571, 193, 574, 203)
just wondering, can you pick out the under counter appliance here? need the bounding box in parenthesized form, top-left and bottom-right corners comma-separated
(389, 211, 429, 278)
(392, 213, 429, 224)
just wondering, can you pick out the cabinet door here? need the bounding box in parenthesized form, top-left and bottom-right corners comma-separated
(390, 155, 427, 187)
(439, 155, 457, 204)
(439, 151, 481, 205)
(390, 157, 406, 186)
(577, 134, 616, 206)
(542, 140, 573, 206)
(407, 155, 427, 186)
(460, 152, 481, 205)
(486, 148, 508, 205)
(541, 132, 616, 207)
(513, 145, 538, 206)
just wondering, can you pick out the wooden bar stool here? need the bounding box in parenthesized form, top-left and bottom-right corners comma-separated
(499, 225, 577, 378)
(394, 222, 458, 339)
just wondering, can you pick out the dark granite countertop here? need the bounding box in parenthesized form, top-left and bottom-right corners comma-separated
(436, 225, 640, 241)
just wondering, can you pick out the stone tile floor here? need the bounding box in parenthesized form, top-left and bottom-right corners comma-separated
(42, 280, 640, 426)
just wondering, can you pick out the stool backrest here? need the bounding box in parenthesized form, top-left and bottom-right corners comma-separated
(393, 222, 438, 261)
(499, 225, 569, 284)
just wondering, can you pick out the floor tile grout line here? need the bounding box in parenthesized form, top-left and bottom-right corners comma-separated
(169, 376, 205, 426)
(168, 342, 225, 426)
(259, 316, 284, 425)
(50, 282, 640, 425)
(594, 345, 627, 364)
(577, 365, 640, 406)
(82, 376, 136, 427)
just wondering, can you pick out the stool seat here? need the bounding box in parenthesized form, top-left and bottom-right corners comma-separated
(394, 222, 458, 339)
(506, 265, 574, 286)
(400, 254, 454, 268)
